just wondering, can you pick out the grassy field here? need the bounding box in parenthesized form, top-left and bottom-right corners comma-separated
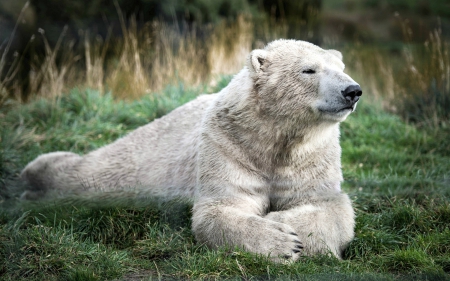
(0, 75, 449, 280)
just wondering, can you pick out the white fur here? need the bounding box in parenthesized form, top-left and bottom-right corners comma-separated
(21, 39, 360, 262)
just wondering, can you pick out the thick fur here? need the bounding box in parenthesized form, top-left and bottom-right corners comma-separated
(21, 39, 361, 262)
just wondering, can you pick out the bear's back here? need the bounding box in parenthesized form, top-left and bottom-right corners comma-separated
(124, 93, 217, 198)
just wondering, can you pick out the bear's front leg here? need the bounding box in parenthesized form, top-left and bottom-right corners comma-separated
(192, 197, 304, 262)
(264, 192, 355, 258)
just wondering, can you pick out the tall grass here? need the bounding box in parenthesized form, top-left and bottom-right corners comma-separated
(345, 22, 450, 127)
(0, 2, 30, 103)
(0, 5, 255, 102)
(30, 27, 81, 100)
(1, 3, 449, 126)
(102, 15, 253, 99)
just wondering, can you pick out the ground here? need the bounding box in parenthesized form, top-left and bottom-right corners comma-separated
(0, 80, 449, 280)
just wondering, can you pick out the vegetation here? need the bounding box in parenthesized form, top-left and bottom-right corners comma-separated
(344, 24, 450, 127)
(1, 78, 449, 279)
(0, 0, 449, 279)
(2, 1, 449, 126)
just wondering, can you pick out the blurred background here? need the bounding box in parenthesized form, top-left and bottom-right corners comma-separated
(0, 0, 449, 126)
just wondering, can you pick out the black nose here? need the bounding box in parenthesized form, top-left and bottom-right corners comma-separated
(342, 85, 362, 103)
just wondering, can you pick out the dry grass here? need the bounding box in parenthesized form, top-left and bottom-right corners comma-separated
(0, 1, 30, 103)
(29, 27, 81, 100)
(345, 24, 450, 127)
(0, 1, 295, 103)
(1, 3, 449, 127)
(0, 4, 255, 102)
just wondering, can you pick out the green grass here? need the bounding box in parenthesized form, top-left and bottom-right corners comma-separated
(0, 78, 449, 280)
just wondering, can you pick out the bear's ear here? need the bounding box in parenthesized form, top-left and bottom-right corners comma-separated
(328, 49, 343, 61)
(247, 49, 268, 74)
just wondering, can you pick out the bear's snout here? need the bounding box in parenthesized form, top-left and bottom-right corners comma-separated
(341, 85, 362, 104)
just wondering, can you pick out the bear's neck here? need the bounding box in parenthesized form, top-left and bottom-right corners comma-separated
(227, 106, 339, 168)
(213, 69, 340, 171)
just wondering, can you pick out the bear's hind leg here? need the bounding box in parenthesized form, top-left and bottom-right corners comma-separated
(20, 152, 83, 199)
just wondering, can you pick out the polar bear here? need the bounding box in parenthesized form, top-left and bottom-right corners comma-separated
(21, 39, 362, 261)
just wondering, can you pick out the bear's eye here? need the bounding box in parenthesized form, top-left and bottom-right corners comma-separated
(303, 69, 316, 74)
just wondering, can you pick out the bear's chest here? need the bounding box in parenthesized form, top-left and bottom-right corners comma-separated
(266, 153, 342, 210)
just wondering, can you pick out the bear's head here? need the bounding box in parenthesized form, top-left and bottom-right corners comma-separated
(247, 39, 362, 124)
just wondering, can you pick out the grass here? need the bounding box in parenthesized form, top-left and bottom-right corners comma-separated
(0, 9, 256, 103)
(343, 24, 450, 127)
(2, 2, 449, 127)
(0, 76, 449, 280)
